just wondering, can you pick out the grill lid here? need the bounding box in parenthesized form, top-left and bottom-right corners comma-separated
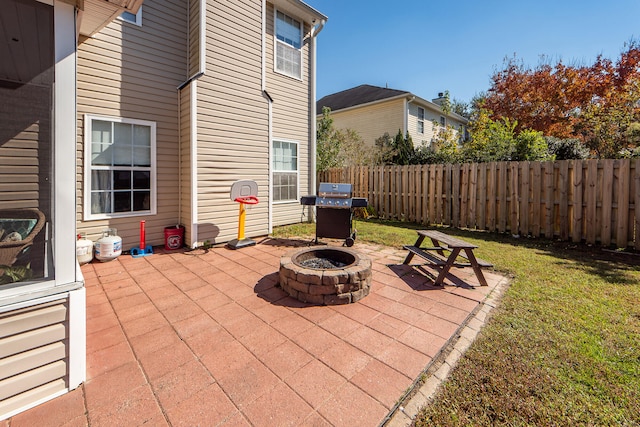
(318, 183, 352, 198)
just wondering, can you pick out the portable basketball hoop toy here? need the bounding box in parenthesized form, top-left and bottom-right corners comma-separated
(227, 180, 259, 249)
(130, 220, 153, 258)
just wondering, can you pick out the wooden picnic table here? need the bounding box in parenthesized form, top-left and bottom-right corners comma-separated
(403, 230, 492, 287)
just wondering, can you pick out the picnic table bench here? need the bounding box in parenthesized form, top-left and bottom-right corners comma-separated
(403, 230, 492, 287)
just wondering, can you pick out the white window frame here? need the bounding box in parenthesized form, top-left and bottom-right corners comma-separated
(417, 107, 425, 134)
(83, 114, 157, 221)
(440, 116, 446, 127)
(119, 6, 142, 26)
(274, 9, 303, 80)
(272, 139, 299, 203)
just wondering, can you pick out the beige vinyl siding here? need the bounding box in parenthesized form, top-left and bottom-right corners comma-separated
(330, 98, 406, 148)
(188, 0, 200, 76)
(0, 299, 68, 418)
(0, 84, 51, 210)
(408, 102, 465, 147)
(266, 3, 311, 227)
(192, 0, 269, 245)
(179, 87, 193, 244)
(76, 0, 188, 247)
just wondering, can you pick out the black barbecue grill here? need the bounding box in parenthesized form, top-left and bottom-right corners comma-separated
(301, 183, 367, 247)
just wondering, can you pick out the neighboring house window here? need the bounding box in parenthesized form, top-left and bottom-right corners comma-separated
(417, 107, 425, 134)
(84, 115, 156, 219)
(272, 140, 298, 202)
(120, 6, 142, 26)
(275, 10, 302, 79)
(440, 116, 446, 127)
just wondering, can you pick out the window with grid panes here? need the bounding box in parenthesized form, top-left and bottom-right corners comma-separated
(84, 115, 156, 219)
(272, 140, 298, 202)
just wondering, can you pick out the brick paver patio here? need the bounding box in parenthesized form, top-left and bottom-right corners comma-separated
(4, 237, 507, 427)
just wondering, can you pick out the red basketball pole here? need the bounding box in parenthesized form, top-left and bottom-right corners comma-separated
(140, 220, 146, 250)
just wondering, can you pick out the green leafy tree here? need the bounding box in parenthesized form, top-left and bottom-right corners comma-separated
(373, 132, 396, 164)
(514, 129, 548, 161)
(484, 41, 640, 158)
(316, 107, 343, 172)
(437, 90, 452, 115)
(391, 129, 414, 165)
(430, 119, 462, 164)
(317, 107, 377, 169)
(452, 98, 471, 119)
(574, 80, 640, 158)
(465, 107, 550, 162)
(339, 128, 376, 166)
(545, 136, 590, 160)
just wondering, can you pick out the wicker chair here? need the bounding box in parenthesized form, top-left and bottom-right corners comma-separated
(0, 208, 46, 267)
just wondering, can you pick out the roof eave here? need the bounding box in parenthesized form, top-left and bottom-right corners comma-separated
(412, 95, 470, 124)
(76, 0, 144, 37)
(271, 0, 327, 24)
(318, 87, 469, 124)
(319, 93, 411, 116)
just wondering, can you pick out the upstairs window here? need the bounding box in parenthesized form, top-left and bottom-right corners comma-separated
(275, 10, 302, 79)
(417, 107, 425, 134)
(84, 115, 156, 220)
(440, 116, 446, 127)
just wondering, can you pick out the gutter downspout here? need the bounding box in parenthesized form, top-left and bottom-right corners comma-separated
(404, 95, 415, 136)
(177, 0, 207, 248)
(309, 18, 325, 204)
(262, 0, 274, 234)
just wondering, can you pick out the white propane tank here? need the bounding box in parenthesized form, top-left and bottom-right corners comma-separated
(95, 228, 122, 262)
(76, 233, 94, 264)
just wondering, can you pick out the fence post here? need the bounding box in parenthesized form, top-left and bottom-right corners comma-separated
(571, 160, 584, 243)
(634, 159, 640, 250)
(616, 159, 630, 248)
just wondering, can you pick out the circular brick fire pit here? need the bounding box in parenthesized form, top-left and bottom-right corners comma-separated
(279, 247, 372, 305)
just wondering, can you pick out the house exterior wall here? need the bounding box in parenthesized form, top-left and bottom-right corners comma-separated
(0, 299, 68, 418)
(0, 84, 51, 211)
(75, 0, 188, 247)
(191, 0, 270, 245)
(75, 0, 321, 247)
(187, 0, 200, 77)
(328, 98, 406, 147)
(266, 2, 311, 227)
(408, 102, 467, 148)
(325, 96, 468, 151)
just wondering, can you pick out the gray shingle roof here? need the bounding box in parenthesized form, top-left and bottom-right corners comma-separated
(316, 84, 410, 112)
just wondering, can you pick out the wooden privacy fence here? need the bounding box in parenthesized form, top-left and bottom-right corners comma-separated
(318, 159, 640, 250)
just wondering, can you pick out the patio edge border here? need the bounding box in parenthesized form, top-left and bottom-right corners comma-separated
(380, 274, 512, 427)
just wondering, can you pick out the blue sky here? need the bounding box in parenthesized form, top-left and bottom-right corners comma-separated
(306, 0, 640, 104)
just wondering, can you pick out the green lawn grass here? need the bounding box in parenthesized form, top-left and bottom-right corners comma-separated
(272, 219, 640, 426)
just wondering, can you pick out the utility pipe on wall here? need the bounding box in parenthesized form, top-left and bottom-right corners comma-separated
(309, 18, 325, 200)
(177, 0, 207, 248)
(405, 95, 415, 137)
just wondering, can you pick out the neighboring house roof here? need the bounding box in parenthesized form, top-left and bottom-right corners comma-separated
(317, 84, 409, 112)
(317, 84, 469, 124)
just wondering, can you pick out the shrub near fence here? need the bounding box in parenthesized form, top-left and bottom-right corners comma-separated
(318, 159, 640, 250)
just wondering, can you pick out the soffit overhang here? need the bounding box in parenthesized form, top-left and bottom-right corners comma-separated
(270, 0, 327, 25)
(74, 0, 143, 37)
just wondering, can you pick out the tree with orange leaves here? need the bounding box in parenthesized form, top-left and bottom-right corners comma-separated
(483, 41, 640, 158)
